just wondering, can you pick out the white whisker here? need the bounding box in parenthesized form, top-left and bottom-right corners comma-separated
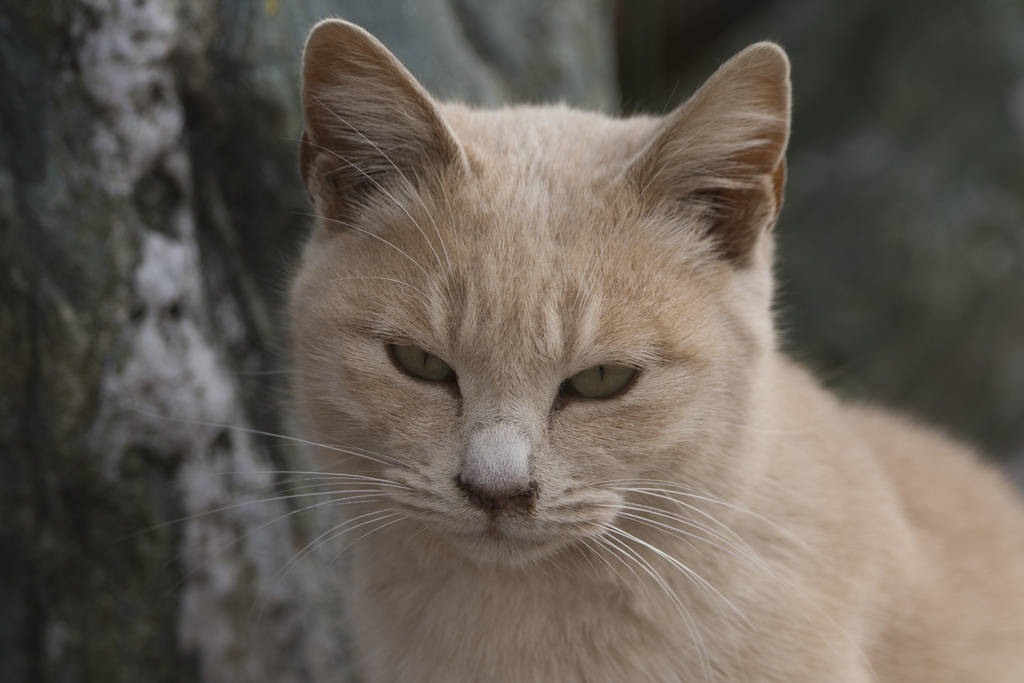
(299, 211, 431, 279)
(612, 501, 773, 573)
(166, 492, 393, 604)
(322, 113, 457, 289)
(304, 105, 454, 299)
(253, 509, 402, 618)
(326, 513, 408, 567)
(584, 535, 651, 606)
(121, 406, 411, 470)
(607, 524, 753, 631)
(599, 530, 712, 683)
(604, 481, 811, 553)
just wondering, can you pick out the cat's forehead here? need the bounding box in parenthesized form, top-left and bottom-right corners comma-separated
(433, 106, 677, 268)
(441, 103, 659, 189)
(369, 180, 712, 371)
(445, 247, 694, 372)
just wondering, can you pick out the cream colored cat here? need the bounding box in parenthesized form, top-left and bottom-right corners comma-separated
(289, 18, 1024, 682)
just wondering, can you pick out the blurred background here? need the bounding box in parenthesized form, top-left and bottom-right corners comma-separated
(1, 0, 1022, 681)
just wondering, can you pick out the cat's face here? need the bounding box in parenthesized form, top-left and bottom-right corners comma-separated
(291, 20, 789, 567)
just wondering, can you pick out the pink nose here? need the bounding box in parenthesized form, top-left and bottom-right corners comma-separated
(458, 422, 535, 512)
(456, 475, 538, 513)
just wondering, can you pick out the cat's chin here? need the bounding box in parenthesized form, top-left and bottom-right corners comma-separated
(441, 517, 581, 568)
(450, 534, 570, 568)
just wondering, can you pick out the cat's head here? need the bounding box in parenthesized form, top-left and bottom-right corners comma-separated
(291, 20, 790, 567)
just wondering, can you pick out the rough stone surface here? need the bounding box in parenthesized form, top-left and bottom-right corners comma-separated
(0, 1, 618, 681)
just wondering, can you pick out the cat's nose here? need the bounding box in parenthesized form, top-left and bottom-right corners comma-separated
(459, 422, 536, 513)
(457, 475, 538, 513)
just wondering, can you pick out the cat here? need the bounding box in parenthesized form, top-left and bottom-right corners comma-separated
(289, 18, 1024, 682)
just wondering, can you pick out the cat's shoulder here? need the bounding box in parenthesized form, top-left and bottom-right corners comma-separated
(845, 400, 1024, 532)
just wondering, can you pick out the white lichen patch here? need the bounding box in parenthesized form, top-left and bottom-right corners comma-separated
(77, 0, 343, 677)
(76, 0, 183, 196)
(90, 229, 336, 683)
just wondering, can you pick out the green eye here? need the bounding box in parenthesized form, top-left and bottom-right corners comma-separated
(391, 344, 456, 382)
(564, 365, 636, 399)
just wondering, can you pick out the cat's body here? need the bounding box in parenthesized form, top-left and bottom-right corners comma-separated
(290, 20, 1024, 682)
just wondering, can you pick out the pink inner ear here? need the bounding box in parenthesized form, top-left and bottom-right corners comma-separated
(299, 19, 467, 216)
(697, 160, 786, 266)
(624, 42, 791, 267)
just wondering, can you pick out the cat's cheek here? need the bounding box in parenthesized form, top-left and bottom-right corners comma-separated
(369, 395, 460, 460)
(308, 374, 453, 459)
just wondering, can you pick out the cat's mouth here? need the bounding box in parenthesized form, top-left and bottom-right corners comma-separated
(387, 477, 620, 564)
(386, 491, 569, 564)
(448, 500, 618, 567)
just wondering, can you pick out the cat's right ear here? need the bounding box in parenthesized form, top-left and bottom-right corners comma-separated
(300, 19, 468, 218)
(625, 42, 791, 269)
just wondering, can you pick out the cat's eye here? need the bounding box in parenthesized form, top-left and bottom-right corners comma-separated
(561, 365, 636, 399)
(391, 344, 457, 382)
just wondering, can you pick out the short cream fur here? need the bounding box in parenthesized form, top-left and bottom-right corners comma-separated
(290, 19, 1024, 682)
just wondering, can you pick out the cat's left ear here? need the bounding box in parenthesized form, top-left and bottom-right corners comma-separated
(626, 42, 791, 268)
(299, 19, 468, 217)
